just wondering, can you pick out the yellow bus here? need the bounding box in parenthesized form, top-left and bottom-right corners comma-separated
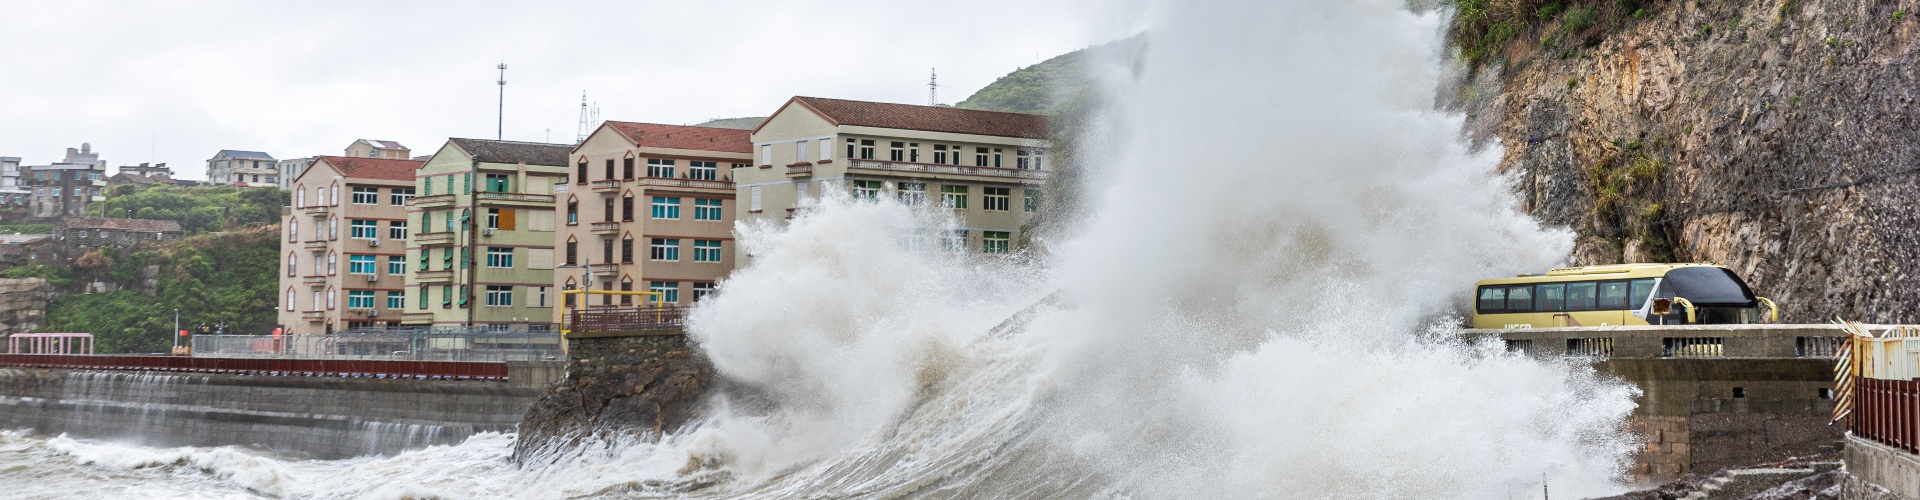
(1471, 263, 1780, 329)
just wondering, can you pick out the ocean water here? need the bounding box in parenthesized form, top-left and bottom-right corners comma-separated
(2, 0, 1644, 498)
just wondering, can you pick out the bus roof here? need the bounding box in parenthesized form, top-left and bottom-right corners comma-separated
(1475, 263, 1729, 286)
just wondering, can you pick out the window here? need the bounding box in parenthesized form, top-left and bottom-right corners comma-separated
(563, 282, 576, 307)
(1017, 149, 1030, 169)
(351, 187, 378, 204)
(444, 210, 455, 232)
(1032, 149, 1046, 169)
(442, 247, 453, 270)
(486, 208, 500, 229)
(845, 139, 855, 159)
(423, 178, 433, 196)
(486, 285, 513, 307)
(621, 236, 634, 263)
(982, 231, 1010, 254)
(486, 247, 513, 268)
(909, 143, 920, 162)
(348, 290, 375, 309)
(576, 159, 589, 184)
(853, 180, 882, 200)
(389, 220, 408, 240)
(286, 253, 297, 277)
(442, 285, 453, 308)
(940, 185, 969, 208)
(566, 199, 579, 225)
(933, 145, 949, 164)
(1597, 281, 1630, 310)
(622, 158, 635, 180)
(461, 247, 470, 269)
(313, 291, 323, 311)
(1629, 279, 1656, 310)
(1538, 284, 1566, 311)
(350, 219, 377, 239)
(650, 238, 680, 261)
(975, 147, 989, 166)
(603, 197, 615, 222)
(326, 288, 337, 309)
(889, 141, 906, 161)
(942, 230, 968, 251)
(650, 281, 679, 303)
(565, 239, 578, 266)
(693, 282, 714, 302)
(386, 291, 405, 309)
(330, 185, 339, 205)
(1565, 282, 1598, 311)
(329, 218, 338, 239)
(819, 139, 831, 161)
(387, 256, 405, 275)
(326, 253, 338, 275)
(349, 255, 376, 274)
(286, 288, 295, 311)
(689, 161, 717, 181)
(762, 144, 772, 165)
(419, 287, 430, 309)
(485, 173, 509, 193)
(1024, 189, 1039, 213)
(993, 148, 1003, 168)
(602, 238, 614, 264)
(459, 285, 469, 307)
(620, 279, 634, 305)
(288, 220, 298, 242)
(647, 159, 675, 178)
(604, 159, 615, 181)
(983, 187, 1010, 211)
(693, 240, 722, 262)
(421, 213, 431, 234)
(749, 186, 762, 211)
(1476, 287, 1507, 312)
(859, 139, 875, 159)
(694, 199, 722, 220)
(534, 287, 549, 307)
(390, 188, 415, 205)
(622, 195, 634, 221)
(651, 197, 681, 219)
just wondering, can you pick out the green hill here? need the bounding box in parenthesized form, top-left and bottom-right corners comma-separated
(695, 117, 764, 130)
(956, 36, 1142, 115)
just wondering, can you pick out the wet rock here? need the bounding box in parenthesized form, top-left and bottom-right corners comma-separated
(512, 333, 713, 463)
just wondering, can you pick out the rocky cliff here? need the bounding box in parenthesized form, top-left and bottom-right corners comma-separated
(513, 333, 713, 462)
(1462, 0, 1920, 322)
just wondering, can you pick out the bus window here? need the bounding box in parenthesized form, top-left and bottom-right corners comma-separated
(1477, 287, 1507, 313)
(1629, 279, 1657, 310)
(1566, 282, 1597, 310)
(1597, 281, 1630, 309)
(1538, 283, 1566, 311)
(1507, 285, 1534, 311)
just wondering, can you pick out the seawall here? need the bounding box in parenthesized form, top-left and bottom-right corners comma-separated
(513, 330, 712, 461)
(0, 361, 563, 459)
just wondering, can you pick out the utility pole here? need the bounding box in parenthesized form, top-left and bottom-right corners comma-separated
(172, 308, 179, 353)
(928, 68, 939, 106)
(496, 63, 508, 140)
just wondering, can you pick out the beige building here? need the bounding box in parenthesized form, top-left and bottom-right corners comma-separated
(554, 122, 751, 318)
(206, 149, 279, 187)
(403, 138, 572, 329)
(742, 96, 1050, 254)
(279, 156, 423, 335)
(345, 139, 412, 160)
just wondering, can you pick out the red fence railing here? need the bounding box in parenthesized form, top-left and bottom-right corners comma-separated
(0, 354, 509, 381)
(1851, 376, 1920, 453)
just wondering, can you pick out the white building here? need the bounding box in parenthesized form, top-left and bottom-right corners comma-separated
(206, 149, 278, 187)
(0, 157, 25, 209)
(278, 157, 314, 190)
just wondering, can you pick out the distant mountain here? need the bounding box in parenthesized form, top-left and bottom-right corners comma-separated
(694, 117, 764, 130)
(957, 36, 1143, 116)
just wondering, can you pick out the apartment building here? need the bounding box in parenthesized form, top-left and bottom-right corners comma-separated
(277, 157, 313, 190)
(743, 96, 1049, 255)
(554, 122, 750, 318)
(28, 143, 109, 217)
(403, 138, 571, 329)
(279, 156, 423, 335)
(0, 157, 24, 209)
(346, 140, 411, 159)
(206, 150, 279, 187)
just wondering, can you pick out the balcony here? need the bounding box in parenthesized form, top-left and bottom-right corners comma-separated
(476, 191, 556, 208)
(411, 194, 457, 209)
(591, 180, 624, 193)
(301, 311, 325, 322)
(302, 240, 328, 251)
(590, 221, 621, 234)
(414, 269, 455, 282)
(414, 231, 455, 245)
(401, 312, 436, 323)
(638, 177, 734, 193)
(846, 159, 1047, 183)
(300, 204, 330, 216)
(302, 275, 327, 285)
(786, 163, 813, 178)
(587, 263, 619, 276)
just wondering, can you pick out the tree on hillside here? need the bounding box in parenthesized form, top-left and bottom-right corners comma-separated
(87, 184, 288, 234)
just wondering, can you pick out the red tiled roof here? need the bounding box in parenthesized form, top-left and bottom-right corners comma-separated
(314, 156, 423, 181)
(61, 217, 183, 233)
(770, 96, 1051, 139)
(605, 122, 753, 153)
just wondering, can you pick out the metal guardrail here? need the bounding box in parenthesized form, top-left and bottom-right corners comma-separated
(1475, 325, 1852, 359)
(846, 159, 1047, 181)
(1852, 376, 1918, 454)
(567, 305, 687, 334)
(193, 327, 562, 362)
(0, 354, 508, 380)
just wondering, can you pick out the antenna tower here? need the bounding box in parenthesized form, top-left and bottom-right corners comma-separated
(928, 68, 939, 105)
(577, 92, 590, 144)
(496, 63, 508, 140)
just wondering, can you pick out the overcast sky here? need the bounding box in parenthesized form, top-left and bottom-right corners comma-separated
(0, 1, 1101, 180)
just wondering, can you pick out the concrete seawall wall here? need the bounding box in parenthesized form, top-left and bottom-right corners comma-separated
(0, 361, 563, 459)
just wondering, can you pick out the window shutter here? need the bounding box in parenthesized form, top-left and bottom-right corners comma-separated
(820, 139, 831, 161)
(499, 208, 516, 230)
(750, 186, 762, 211)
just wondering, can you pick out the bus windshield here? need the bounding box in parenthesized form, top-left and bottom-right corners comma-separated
(1664, 267, 1756, 306)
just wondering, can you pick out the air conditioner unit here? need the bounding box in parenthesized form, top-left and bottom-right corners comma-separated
(367, 310, 380, 317)
(368, 239, 380, 247)
(483, 228, 495, 236)
(365, 274, 378, 282)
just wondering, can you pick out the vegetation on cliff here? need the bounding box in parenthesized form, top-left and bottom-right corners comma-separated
(35, 226, 281, 353)
(86, 184, 288, 235)
(1450, 0, 1663, 66)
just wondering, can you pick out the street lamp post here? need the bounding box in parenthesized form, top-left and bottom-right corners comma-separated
(172, 308, 180, 354)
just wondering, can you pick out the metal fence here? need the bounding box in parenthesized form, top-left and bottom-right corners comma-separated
(192, 325, 563, 362)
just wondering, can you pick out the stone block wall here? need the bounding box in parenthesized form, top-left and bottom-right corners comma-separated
(513, 331, 713, 462)
(0, 278, 48, 335)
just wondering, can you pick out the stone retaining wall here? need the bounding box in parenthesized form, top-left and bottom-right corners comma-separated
(0, 361, 562, 458)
